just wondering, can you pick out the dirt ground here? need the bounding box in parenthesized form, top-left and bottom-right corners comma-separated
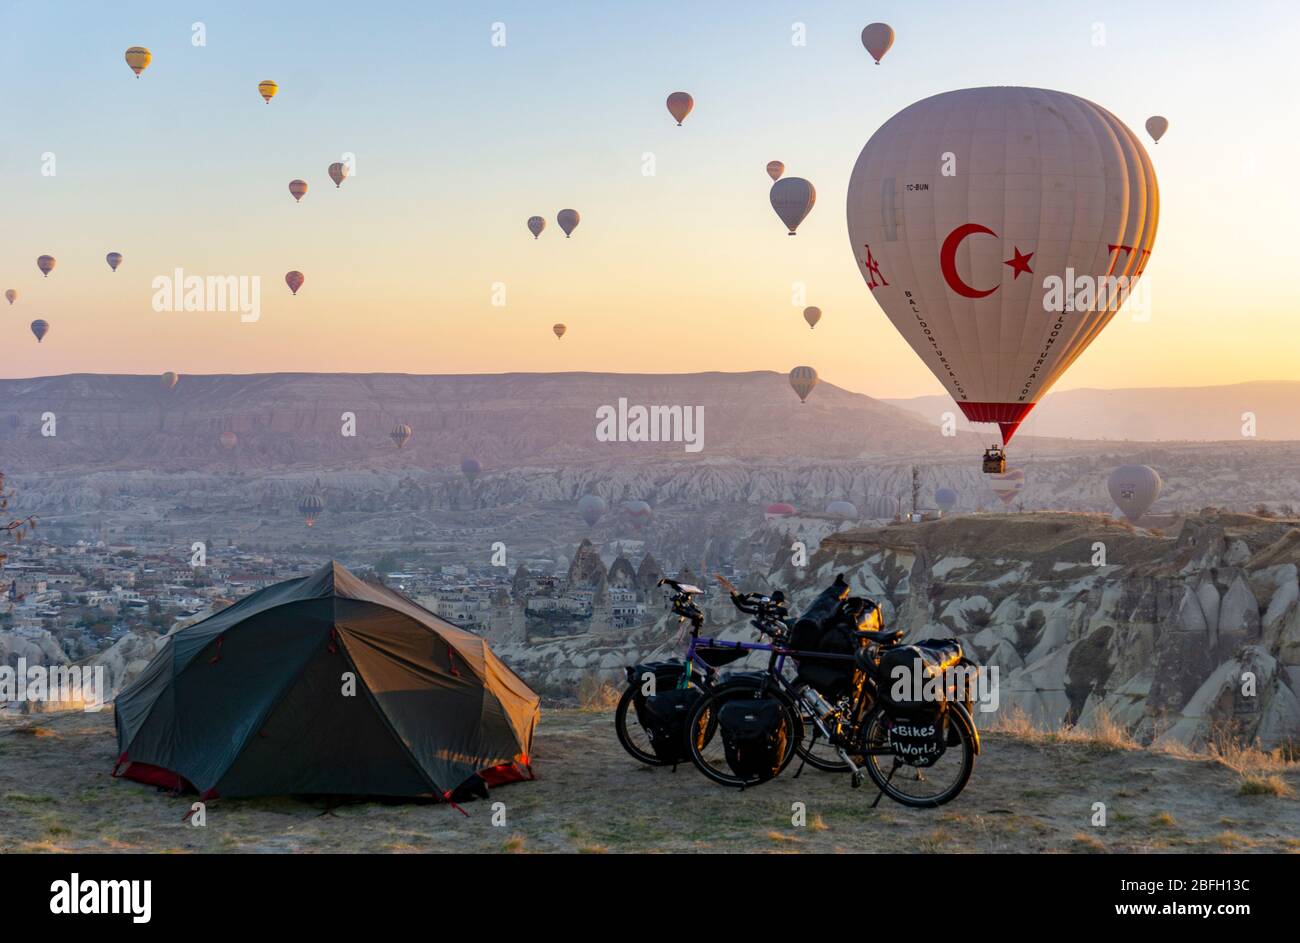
(1, 708, 1298, 853)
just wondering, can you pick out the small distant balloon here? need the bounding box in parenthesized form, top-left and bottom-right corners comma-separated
(553, 323, 567, 340)
(106, 252, 123, 272)
(1145, 116, 1169, 143)
(460, 457, 481, 482)
(989, 468, 1025, 507)
(37, 256, 55, 277)
(258, 80, 278, 104)
(803, 306, 821, 329)
(766, 161, 785, 182)
(298, 491, 325, 528)
(161, 371, 178, 390)
(219, 431, 238, 450)
(770, 177, 815, 235)
(578, 494, 606, 528)
(527, 216, 545, 239)
(1108, 465, 1162, 522)
(557, 209, 580, 238)
(289, 179, 308, 202)
(622, 499, 653, 531)
(826, 500, 859, 521)
(789, 366, 818, 403)
(935, 487, 958, 512)
(666, 91, 694, 126)
(861, 23, 895, 64)
(4, 290, 15, 305)
(328, 162, 349, 188)
(390, 422, 412, 449)
(30, 320, 49, 343)
(764, 502, 796, 520)
(285, 271, 304, 295)
(125, 46, 152, 77)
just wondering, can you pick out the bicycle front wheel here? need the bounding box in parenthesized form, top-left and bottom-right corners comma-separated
(686, 683, 802, 788)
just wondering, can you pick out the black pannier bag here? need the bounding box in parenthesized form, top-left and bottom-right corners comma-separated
(877, 639, 964, 763)
(717, 697, 789, 783)
(789, 576, 881, 701)
(635, 686, 702, 765)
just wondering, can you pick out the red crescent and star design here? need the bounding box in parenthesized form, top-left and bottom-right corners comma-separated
(938, 223, 1034, 298)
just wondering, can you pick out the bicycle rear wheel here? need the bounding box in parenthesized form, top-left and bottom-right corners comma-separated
(859, 705, 975, 807)
(686, 683, 802, 788)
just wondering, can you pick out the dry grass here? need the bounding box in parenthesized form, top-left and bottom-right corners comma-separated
(577, 674, 621, 711)
(9, 726, 57, 738)
(1072, 831, 1106, 853)
(989, 704, 1136, 751)
(1239, 774, 1293, 798)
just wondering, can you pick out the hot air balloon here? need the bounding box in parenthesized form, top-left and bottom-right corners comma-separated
(553, 323, 567, 340)
(298, 490, 325, 528)
(328, 162, 349, 188)
(161, 371, 178, 390)
(527, 216, 545, 239)
(770, 177, 815, 235)
(621, 499, 653, 531)
(557, 209, 580, 238)
(4, 290, 15, 305)
(988, 468, 1025, 507)
(219, 431, 238, 451)
(36, 256, 55, 277)
(106, 252, 123, 272)
(1108, 465, 1162, 523)
(289, 179, 308, 202)
(847, 87, 1158, 464)
(935, 487, 958, 512)
(460, 457, 481, 483)
(125, 47, 152, 77)
(764, 502, 796, 520)
(578, 494, 606, 528)
(826, 500, 859, 520)
(789, 366, 818, 403)
(803, 306, 821, 329)
(258, 80, 278, 104)
(766, 161, 785, 182)
(666, 92, 694, 126)
(390, 423, 412, 449)
(285, 271, 304, 295)
(861, 23, 895, 64)
(30, 320, 49, 343)
(1145, 116, 1168, 144)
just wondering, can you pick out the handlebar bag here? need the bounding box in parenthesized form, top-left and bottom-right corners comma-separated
(696, 643, 749, 668)
(717, 696, 789, 784)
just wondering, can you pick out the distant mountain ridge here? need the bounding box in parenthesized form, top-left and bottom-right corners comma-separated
(0, 371, 972, 473)
(886, 381, 1300, 442)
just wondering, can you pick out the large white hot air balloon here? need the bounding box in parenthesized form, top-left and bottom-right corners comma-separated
(1107, 465, 1162, 523)
(847, 87, 1158, 457)
(770, 177, 815, 235)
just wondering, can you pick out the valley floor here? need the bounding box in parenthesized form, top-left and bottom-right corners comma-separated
(1, 709, 1297, 853)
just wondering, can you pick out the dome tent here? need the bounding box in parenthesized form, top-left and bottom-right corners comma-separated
(113, 561, 538, 801)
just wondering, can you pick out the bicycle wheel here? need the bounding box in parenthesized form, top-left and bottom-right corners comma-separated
(614, 683, 666, 766)
(686, 682, 802, 788)
(859, 705, 975, 807)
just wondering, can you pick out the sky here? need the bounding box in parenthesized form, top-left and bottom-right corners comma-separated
(1, 0, 1297, 399)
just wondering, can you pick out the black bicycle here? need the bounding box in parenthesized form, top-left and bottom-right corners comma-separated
(686, 588, 982, 807)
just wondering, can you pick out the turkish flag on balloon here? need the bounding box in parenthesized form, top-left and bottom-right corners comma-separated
(847, 86, 1159, 444)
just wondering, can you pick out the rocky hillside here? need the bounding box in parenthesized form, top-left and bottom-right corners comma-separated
(501, 510, 1300, 752)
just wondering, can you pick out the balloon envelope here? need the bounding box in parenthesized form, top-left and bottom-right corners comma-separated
(826, 500, 859, 520)
(553, 323, 566, 339)
(935, 487, 958, 511)
(125, 46, 151, 76)
(988, 468, 1025, 506)
(578, 494, 606, 527)
(764, 502, 796, 520)
(328, 162, 349, 187)
(289, 179, 308, 202)
(161, 371, 178, 390)
(527, 216, 545, 238)
(803, 306, 821, 329)
(460, 457, 481, 481)
(766, 161, 785, 181)
(285, 271, 304, 295)
(557, 209, 580, 237)
(298, 492, 325, 527)
(258, 80, 278, 103)
(4, 290, 15, 305)
(622, 500, 652, 529)
(789, 366, 818, 403)
(847, 87, 1158, 445)
(390, 423, 412, 449)
(1145, 116, 1168, 143)
(861, 23, 895, 63)
(37, 255, 55, 277)
(219, 431, 238, 450)
(106, 252, 123, 272)
(770, 177, 815, 234)
(1107, 465, 1162, 522)
(666, 91, 694, 125)
(30, 320, 49, 342)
